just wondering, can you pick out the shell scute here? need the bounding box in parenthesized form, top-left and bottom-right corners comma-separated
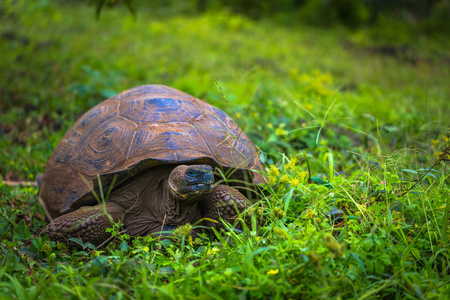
(53, 129, 81, 163)
(53, 100, 119, 164)
(120, 97, 201, 124)
(192, 105, 255, 168)
(69, 117, 137, 176)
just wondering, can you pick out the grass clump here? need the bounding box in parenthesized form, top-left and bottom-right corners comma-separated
(1, 1, 449, 299)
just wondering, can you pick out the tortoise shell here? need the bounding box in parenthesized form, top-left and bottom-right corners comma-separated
(39, 85, 264, 219)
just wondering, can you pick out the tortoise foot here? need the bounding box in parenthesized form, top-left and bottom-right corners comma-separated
(201, 185, 252, 230)
(46, 203, 125, 247)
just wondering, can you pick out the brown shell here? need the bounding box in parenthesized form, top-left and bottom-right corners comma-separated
(39, 85, 264, 219)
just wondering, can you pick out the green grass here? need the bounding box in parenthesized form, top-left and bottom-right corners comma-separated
(1, 1, 449, 299)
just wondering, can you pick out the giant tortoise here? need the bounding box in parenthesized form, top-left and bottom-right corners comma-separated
(38, 85, 264, 246)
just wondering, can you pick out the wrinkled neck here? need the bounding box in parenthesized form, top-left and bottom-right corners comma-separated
(164, 180, 201, 225)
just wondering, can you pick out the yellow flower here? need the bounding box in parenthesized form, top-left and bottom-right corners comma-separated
(298, 70, 334, 96)
(268, 165, 280, 185)
(298, 73, 311, 83)
(273, 227, 289, 239)
(269, 176, 278, 185)
(297, 171, 308, 180)
(173, 223, 193, 237)
(207, 247, 220, 256)
(271, 207, 285, 219)
(289, 177, 300, 187)
(275, 127, 287, 136)
(267, 269, 279, 275)
(249, 206, 264, 218)
(285, 157, 297, 170)
(279, 174, 289, 183)
(320, 73, 333, 84)
(443, 135, 449, 142)
(269, 165, 280, 177)
(356, 203, 366, 213)
(275, 123, 287, 136)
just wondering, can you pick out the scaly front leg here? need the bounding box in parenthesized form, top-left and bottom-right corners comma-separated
(200, 185, 253, 230)
(46, 202, 125, 247)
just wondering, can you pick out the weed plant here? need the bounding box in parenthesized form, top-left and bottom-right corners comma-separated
(0, 1, 449, 299)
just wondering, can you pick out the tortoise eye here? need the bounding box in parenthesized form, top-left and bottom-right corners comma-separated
(186, 169, 196, 177)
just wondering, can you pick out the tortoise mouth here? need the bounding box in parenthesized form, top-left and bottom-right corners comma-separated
(188, 183, 213, 191)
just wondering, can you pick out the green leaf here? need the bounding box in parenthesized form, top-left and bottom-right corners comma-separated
(311, 177, 333, 189)
(31, 237, 41, 252)
(401, 226, 425, 263)
(326, 209, 344, 216)
(85, 243, 96, 250)
(377, 253, 391, 265)
(283, 188, 295, 216)
(15, 220, 32, 240)
(120, 241, 128, 252)
(244, 246, 276, 264)
(422, 173, 437, 179)
(327, 151, 334, 183)
(402, 169, 418, 174)
(68, 238, 85, 248)
(259, 150, 268, 164)
(417, 168, 441, 173)
(349, 253, 367, 274)
(413, 284, 424, 299)
(4, 273, 26, 299)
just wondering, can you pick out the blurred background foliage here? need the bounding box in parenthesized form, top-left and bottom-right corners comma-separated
(93, 0, 450, 31)
(0, 0, 449, 180)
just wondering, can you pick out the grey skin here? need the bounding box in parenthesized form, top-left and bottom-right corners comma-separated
(45, 164, 251, 246)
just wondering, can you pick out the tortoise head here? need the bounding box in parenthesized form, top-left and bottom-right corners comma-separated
(168, 165, 214, 203)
